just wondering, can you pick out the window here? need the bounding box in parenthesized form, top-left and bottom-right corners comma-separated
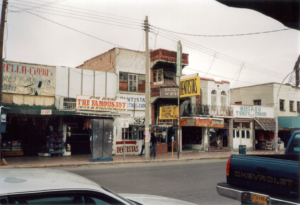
(153, 69, 164, 84)
(233, 131, 235, 138)
(236, 130, 240, 138)
(221, 91, 227, 106)
(235, 101, 242, 105)
(253, 100, 261, 106)
(128, 74, 137, 92)
(290, 101, 294, 112)
(246, 130, 250, 139)
(119, 72, 145, 93)
(298, 102, 300, 113)
(8, 191, 126, 205)
(211, 90, 217, 106)
(138, 75, 145, 92)
(241, 130, 245, 138)
(163, 71, 176, 85)
(280, 99, 285, 111)
(122, 127, 143, 140)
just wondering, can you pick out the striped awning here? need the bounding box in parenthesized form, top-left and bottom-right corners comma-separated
(254, 118, 283, 131)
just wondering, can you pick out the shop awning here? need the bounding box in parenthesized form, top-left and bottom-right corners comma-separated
(254, 118, 283, 131)
(278, 116, 300, 129)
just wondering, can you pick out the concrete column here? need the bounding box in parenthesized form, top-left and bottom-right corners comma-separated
(229, 119, 234, 150)
(203, 127, 209, 152)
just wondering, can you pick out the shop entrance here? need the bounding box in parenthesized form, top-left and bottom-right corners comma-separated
(182, 127, 203, 151)
(232, 121, 253, 150)
(209, 128, 228, 149)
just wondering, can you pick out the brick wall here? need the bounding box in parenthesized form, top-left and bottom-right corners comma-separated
(155, 143, 168, 154)
(150, 49, 189, 65)
(77, 49, 115, 72)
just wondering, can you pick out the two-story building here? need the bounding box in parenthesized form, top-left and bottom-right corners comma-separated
(230, 82, 300, 149)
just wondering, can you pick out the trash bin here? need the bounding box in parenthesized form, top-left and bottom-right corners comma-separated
(239, 145, 246, 154)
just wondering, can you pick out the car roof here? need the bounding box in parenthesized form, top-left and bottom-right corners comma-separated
(0, 168, 103, 196)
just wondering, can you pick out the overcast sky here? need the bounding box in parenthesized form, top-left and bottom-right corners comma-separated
(4, 0, 300, 88)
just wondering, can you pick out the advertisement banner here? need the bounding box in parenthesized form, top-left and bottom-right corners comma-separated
(180, 118, 224, 128)
(76, 95, 127, 112)
(119, 94, 145, 110)
(232, 105, 274, 118)
(2, 62, 56, 96)
(180, 76, 200, 98)
(159, 106, 178, 119)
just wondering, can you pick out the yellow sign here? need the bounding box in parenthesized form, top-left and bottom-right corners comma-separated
(159, 106, 178, 119)
(180, 76, 200, 98)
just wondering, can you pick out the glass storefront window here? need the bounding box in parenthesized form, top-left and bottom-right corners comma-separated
(242, 130, 245, 138)
(233, 131, 235, 138)
(242, 122, 250, 128)
(236, 130, 240, 138)
(246, 130, 250, 138)
(233, 122, 240, 128)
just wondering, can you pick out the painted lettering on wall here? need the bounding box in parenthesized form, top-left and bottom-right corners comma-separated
(116, 146, 139, 153)
(119, 95, 145, 110)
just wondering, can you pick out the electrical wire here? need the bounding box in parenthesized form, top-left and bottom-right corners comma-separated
(156, 29, 286, 78)
(204, 53, 217, 78)
(150, 24, 290, 37)
(8, 0, 143, 23)
(8, 1, 143, 28)
(155, 31, 286, 79)
(8, 6, 142, 31)
(9, 0, 67, 12)
(127, 32, 144, 73)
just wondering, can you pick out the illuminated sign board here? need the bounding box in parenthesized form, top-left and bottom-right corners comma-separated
(179, 76, 200, 98)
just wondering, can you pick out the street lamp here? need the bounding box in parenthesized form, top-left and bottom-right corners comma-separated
(275, 70, 295, 154)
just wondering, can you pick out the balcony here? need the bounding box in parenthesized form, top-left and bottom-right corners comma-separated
(181, 103, 233, 117)
(150, 49, 189, 65)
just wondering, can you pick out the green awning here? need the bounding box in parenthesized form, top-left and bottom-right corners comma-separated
(278, 117, 300, 128)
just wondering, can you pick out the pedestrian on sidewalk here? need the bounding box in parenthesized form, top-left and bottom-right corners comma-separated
(150, 133, 157, 159)
(139, 138, 145, 156)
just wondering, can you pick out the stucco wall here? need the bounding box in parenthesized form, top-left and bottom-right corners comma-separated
(201, 80, 230, 106)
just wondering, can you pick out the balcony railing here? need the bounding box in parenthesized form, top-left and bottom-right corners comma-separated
(181, 104, 233, 117)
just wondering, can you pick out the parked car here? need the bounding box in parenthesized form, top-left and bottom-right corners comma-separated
(0, 168, 196, 205)
(216, 130, 300, 205)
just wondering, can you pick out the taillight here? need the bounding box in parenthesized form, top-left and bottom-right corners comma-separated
(226, 157, 232, 177)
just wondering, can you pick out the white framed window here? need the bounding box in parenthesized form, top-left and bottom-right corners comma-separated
(128, 74, 137, 92)
(153, 69, 164, 85)
(221, 91, 227, 106)
(211, 90, 217, 106)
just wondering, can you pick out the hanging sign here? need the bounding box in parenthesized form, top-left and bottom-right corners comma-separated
(76, 95, 127, 112)
(159, 106, 178, 119)
(180, 76, 200, 98)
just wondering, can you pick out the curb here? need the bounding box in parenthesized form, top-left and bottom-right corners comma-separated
(0, 156, 230, 169)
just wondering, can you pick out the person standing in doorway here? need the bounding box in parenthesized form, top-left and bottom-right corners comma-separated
(150, 133, 157, 159)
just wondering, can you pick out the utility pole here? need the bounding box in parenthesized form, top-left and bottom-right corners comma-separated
(176, 41, 182, 159)
(0, 0, 7, 165)
(144, 16, 150, 160)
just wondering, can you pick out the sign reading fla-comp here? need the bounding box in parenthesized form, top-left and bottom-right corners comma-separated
(76, 95, 127, 112)
(179, 76, 200, 98)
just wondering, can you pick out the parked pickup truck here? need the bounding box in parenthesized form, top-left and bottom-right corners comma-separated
(217, 130, 300, 205)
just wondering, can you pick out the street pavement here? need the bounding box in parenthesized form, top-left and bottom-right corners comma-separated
(0, 149, 284, 169)
(55, 159, 239, 205)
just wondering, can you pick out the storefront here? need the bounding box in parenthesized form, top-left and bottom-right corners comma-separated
(180, 117, 225, 151)
(231, 105, 275, 151)
(209, 119, 230, 150)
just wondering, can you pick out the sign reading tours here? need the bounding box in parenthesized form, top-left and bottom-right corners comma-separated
(76, 95, 127, 112)
(159, 106, 178, 119)
(232, 105, 274, 118)
(2, 62, 56, 96)
(179, 76, 200, 98)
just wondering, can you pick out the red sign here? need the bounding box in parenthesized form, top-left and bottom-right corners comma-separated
(180, 118, 224, 128)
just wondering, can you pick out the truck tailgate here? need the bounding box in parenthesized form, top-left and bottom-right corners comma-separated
(227, 155, 299, 198)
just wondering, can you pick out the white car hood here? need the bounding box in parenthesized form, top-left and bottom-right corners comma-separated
(120, 193, 197, 205)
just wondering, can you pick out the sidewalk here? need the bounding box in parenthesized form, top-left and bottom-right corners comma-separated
(0, 149, 285, 169)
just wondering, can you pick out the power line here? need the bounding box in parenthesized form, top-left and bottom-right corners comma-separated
(127, 32, 144, 73)
(26, 11, 124, 47)
(8, 3, 142, 29)
(155, 30, 286, 79)
(156, 29, 286, 78)
(8, 0, 143, 23)
(9, 0, 67, 12)
(204, 53, 217, 78)
(8, 7, 142, 31)
(150, 24, 290, 37)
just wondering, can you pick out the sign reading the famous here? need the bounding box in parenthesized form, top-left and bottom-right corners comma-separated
(232, 105, 274, 118)
(2, 62, 56, 96)
(76, 95, 127, 112)
(179, 76, 200, 98)
(159, 106, 178, 120)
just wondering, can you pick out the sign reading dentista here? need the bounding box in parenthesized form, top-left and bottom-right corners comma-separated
(179, 76, 200, 98)
(76, 95, 127, 112)
(232, 105, 274, 118)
